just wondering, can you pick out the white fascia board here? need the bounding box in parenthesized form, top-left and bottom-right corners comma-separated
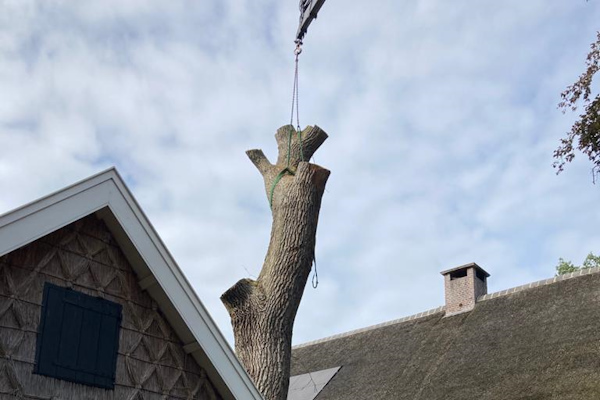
(0, 170, 114, 255)
(0, 168, 263, 400)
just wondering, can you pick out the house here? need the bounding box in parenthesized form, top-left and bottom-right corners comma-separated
(289, 262, 600, 399)
(0, 168, 263, 399)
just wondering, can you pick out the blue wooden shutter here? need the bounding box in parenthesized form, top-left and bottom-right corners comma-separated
(35, 283, 122, 389)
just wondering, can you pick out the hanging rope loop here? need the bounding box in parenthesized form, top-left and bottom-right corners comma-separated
(311, 255, 319, 289)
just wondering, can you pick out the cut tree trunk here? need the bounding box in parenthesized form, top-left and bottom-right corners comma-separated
(221, 124, 330, 400)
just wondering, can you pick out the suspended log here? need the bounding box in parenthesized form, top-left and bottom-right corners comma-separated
(221, 124, 330, 400)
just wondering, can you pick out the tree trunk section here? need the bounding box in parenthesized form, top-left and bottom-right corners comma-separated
(221, 125, 330, 400)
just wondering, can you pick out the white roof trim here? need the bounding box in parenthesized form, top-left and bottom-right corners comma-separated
(0, 167, 263, 400)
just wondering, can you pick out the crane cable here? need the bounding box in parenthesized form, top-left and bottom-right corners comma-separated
(291, 40, 302, 133)
(268, 39, 319, 288)
(292, 40, 319, 289)
(268, 41, 306, 210)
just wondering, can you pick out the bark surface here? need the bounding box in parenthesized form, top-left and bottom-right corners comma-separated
(221, 124, 330, 400)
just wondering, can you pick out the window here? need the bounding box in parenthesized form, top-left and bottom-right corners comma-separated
(35, 283, 122, 389)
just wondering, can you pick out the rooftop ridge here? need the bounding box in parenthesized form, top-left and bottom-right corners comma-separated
(293, 266, 600, 350)
(478, 265, 600, 301)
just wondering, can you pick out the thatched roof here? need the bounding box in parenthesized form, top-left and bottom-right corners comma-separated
(291, 270, 600, 399)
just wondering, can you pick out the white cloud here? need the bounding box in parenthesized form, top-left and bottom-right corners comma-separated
(1, 0, 600, 346)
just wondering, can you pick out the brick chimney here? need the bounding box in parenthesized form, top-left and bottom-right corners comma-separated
(441, 262, 490, 316)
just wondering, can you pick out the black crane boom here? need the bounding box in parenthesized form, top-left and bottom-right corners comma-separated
(296, 0, 327, 43)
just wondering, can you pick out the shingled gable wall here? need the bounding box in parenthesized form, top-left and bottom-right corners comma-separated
(0, 214, 222, 399)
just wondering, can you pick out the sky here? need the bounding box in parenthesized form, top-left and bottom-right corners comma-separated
(1, 0, 599, 346)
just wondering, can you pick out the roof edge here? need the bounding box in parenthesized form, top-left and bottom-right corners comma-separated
(0, 167, 117, 224)
(293, 306, 445, 349)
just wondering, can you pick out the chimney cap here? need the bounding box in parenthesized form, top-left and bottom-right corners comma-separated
(440, 262, 490, 278)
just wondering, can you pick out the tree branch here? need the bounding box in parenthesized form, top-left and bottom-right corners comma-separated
(221, 278, 259, 314)
(246, 149, 273, 176)
(275, 125, 328, 168)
